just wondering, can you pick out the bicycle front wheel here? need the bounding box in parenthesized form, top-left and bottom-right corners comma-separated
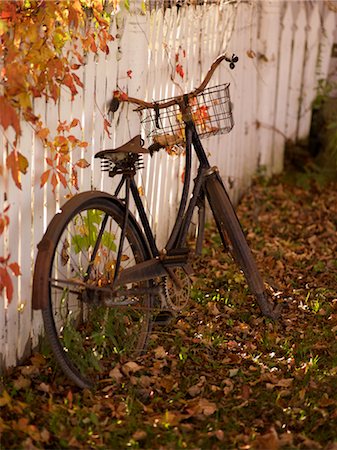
(36, 193, 153, 388)
(204, 172, 280, 319)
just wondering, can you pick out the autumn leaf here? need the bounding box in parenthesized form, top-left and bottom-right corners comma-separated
(9, 262, 21, 276)
(0, 96, 21, 136)
(247, 49, 256, 59)
(0, 212, 9, 235)
(6, 150, 29, 189)
(40, 169, 51, 187)
(69, 118, 81, 129)
(76, 158, 90, 169)
(36, 128, 50, 140)
(51, 172, 58, 192)
(0, 266, 13, 303)
(62, 73, 78, 99)
(176, 63, 184, 79)
(104, 118, 111, 138)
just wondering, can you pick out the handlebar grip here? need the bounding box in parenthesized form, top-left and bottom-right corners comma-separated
(109, 96, 120, 113)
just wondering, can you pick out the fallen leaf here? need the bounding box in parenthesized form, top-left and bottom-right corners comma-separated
(154, 346, 167, 359)
(109, 365, 123, 382)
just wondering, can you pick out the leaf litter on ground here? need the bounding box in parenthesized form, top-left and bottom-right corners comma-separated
(1, 173, 337, 449)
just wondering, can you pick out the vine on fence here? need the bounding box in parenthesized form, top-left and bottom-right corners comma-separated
(0, 0, 118, 302)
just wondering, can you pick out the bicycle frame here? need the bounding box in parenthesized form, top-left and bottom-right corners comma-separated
(113, 120, 219, 288)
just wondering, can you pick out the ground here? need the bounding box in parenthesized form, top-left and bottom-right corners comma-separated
(1, 170, 337, 449)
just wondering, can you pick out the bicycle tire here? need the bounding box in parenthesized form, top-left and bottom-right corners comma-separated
(204, 173, 280, 319)
(37, 192, 153, 388)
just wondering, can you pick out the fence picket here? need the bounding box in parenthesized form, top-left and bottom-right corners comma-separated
(297, 3, 321, 140)
(285, 6, 307, 141)
(273, 3, 293, 173)
(256, 0, 282, 175)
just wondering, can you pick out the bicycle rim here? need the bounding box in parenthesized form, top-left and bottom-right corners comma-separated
(41, 196, 153, 388)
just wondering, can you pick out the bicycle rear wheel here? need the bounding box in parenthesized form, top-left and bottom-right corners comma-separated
(204, 172, 280, 319)
(35, 193, 153, 388)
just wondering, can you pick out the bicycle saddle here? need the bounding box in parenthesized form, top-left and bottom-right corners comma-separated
(95, 135, 149, 160)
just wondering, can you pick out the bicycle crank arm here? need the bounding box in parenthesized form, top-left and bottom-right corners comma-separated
(116, 257, 192, 286)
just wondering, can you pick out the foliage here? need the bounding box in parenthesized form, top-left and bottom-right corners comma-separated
(0, 0, 117, 301)
(312, 78, 337, 164)
(1, 174, 337, 448)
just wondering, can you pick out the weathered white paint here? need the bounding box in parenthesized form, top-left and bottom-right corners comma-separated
(0, 0, 335, 370)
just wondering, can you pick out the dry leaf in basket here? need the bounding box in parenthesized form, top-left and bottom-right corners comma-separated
(153, 133, 184, 147)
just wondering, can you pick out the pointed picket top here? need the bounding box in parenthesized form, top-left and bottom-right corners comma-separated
(317, 7, 336, 80)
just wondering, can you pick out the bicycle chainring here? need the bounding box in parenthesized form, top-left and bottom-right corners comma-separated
(163, 268, 191, 312)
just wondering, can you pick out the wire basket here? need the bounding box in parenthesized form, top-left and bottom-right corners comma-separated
(141, 83, 233, 147)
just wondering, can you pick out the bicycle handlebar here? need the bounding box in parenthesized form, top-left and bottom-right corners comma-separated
(109, 52, 238, 113)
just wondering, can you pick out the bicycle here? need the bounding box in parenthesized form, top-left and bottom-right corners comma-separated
(32, 53, 281, 389)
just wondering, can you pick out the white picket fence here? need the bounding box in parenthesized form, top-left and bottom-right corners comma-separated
(0, 0, 336, 371)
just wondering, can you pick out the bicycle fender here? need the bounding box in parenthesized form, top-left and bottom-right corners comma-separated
(32, 191, 151, 310)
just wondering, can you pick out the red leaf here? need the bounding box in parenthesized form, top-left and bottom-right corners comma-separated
(9, 262, 21, 276)
(113, 90, 128, 101)
(127, 70, 133, 79)
(176, 64, 184, 79)
(0, 267, 13, 303)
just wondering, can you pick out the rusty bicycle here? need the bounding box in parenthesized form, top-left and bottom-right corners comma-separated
(32, 53, 281, 389)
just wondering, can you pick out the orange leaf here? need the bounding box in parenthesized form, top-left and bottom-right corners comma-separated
(37, 128, 50, 140)
(76, 158, 90, 168)
(58, 172, 67, 188)
(6, 150, 28, 189)
(40, 169, 50, 187)
(0, 214, 9, 235)
(51, 172, 58, 192)
(0, 96, 21, 136)
(57, 164, 68, 174)
(90, 38, 97, 53)
(70, 118, 80, 128)
(62, 73, 78, 99)
(71, 167, 79, 190)
(247, 49, 256, 59)
(72, 73, 83, 88)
